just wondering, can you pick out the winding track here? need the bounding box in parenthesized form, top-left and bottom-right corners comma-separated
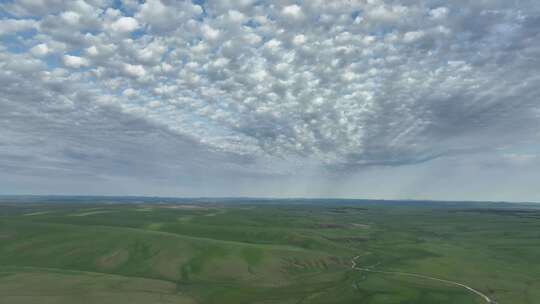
(351, 256, 496, 303)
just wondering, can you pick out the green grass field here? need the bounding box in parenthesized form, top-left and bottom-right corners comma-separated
(0, 199, 539, 303)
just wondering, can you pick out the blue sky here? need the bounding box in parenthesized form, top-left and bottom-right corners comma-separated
(1, 0, 539, 202)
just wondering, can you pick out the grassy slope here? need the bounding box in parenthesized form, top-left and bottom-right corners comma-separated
(0, 267, 196, 304)
(0, 202, 538, 303)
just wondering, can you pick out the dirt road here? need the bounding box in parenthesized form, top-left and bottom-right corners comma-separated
(351, 256, 496, 303)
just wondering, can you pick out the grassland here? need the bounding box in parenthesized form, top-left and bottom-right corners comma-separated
(0, 198, 539, 303)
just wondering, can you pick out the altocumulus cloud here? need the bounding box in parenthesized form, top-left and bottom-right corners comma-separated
(0, 0, 539, 199)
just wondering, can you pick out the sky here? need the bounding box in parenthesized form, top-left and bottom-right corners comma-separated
(0, 0, 539, 202)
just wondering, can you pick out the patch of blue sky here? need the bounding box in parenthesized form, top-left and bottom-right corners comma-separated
(192, 0, 206, 6)
(65, 48, 83, 56)
(1, 32, 35, 54)
(243, 19, 259, 28)
(130, 28, 146, 39)
(43, 55, 61, 70)
(112, 0, 138, 16)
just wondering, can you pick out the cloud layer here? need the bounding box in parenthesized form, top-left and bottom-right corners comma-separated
(1, 0, 539, 199)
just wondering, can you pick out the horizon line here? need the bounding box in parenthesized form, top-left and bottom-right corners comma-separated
(0, 194, 537, 205)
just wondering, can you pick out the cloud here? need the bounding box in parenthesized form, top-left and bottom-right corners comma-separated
(201, 24, 220, 41)
(429, 7, 449, 20)
(1, 0, 540, 199)
(110, 16, 139, 33)
(63, 54, 89, 68)
(365, 3, 408, 23)
(402, 30, 425, 43)
(136, 0, 170, 30)
(30, 43, 49, 57)
(0, 19, 37, 35)
(282, 4, 304, 20)
(0, 0, 67, 17)
(136, 0, 202, 33)
(123, 63, 146, 78)
(501, 153, 538, 165)
(60, 11, 81, 26)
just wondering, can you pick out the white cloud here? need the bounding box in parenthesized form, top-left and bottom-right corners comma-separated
(123, 63, 146, 78)
(62, 54, 89, 68)
(30, 44, 49, 57)
(61, 11, 81, 26)
(429, 7, 449, 20)
(502, 153, 538, 165)
(292, 34, 306, 45)
(136, 0, 202, 32)
(0, 0, 67, 17)
(227, 10, 246, 23)
(366, 4, 408, 23)
(0, 19, 37, 36)
(201, 24, 220, 41)
(86, 45, 99, 57)
(136, 40, 166, 64)
(137, 0, 169, 28)
(282, 4, 304, 20)
(403, 31, 425, 43)
(148, 100, 161, 108)
(122, 88, 137, 97)
(110, 17, 139, 33)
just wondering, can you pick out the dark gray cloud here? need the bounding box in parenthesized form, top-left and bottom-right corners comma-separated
(0, 0, 539, 200)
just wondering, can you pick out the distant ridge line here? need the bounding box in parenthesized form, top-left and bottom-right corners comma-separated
(0, 194, 537, 206)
